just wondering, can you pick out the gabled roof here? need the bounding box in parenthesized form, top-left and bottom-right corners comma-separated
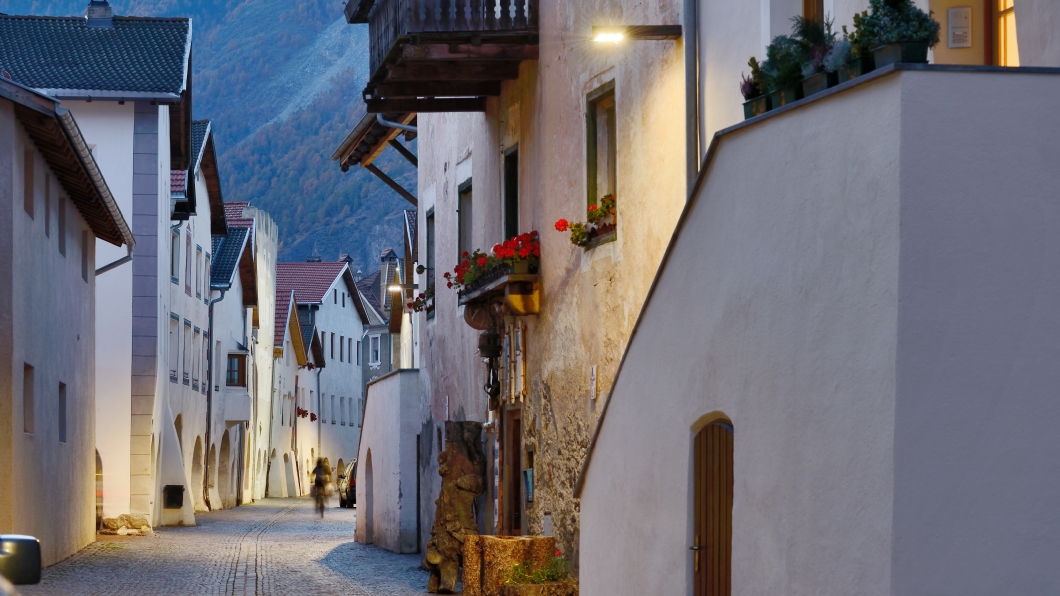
(301, 323, 325, 368)
(276, 261, 348, 304)
(224, 201, 253, 228)
(191, 120, 209, 167)
(0, 14, 191, 98)
(210, 227, 248, 288)
(356, 269, 383, 320)
(1, 77, 132, 247)
(404, 209, 417, 260)
(274, 290, 307, 366)
(170, 170, 186, 195)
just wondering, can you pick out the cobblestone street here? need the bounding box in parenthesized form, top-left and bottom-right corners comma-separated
(21, 498, 428, 596)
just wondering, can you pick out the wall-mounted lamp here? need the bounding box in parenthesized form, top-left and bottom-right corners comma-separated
(388, 283, 419, 293)
(591, 25, 682, 43)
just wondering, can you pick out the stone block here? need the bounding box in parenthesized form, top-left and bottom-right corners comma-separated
(130, 414, 152, 436)
(131, 394, 154, 416)
(130, 455, 152, 477)
(130, 434, 151, 456)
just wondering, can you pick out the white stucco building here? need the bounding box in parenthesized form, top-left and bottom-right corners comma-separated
(0, 3, 195, 526)
(0, 77, 134, 565)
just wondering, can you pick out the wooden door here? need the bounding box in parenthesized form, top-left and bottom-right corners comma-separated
(505, 409, 523, 535)
(693, 420, 734, 596)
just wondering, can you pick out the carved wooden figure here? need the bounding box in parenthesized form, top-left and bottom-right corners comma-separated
(425, 421, 486, 593)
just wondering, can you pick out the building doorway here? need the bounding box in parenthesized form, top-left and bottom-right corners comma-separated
(219, 430, 232, 508)
(693, 419, 733, 596)
(95, 450, 103, 530)
(503, 409, 523, 536)
(365, 449, 374, 544)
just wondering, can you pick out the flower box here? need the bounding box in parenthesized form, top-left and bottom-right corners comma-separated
(742, 94, 770, 120)
(838, 54, 875, 84)
(873, 41, 929, 68)
(768, 87, 801, 109)
(801, 71, 839, 97)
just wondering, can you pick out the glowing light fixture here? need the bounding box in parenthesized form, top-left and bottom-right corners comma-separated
(388, 283, 419, 292)
(591, 25, 682, 43)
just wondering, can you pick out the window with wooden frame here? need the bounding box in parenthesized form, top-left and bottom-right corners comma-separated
(195, 246, 203, 298)
(226, 354, 247, 387)
(587, 82, 616, 209)
(458, 179, 473, 260)
(803, 0, 824, 23)
(182, 321, 192, 385)
(995, 0, 1019, 66)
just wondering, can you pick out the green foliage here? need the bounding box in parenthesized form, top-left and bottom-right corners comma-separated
(504, 555, 570, 585)
(851, 0, 941, 54)
(791, 15, 836, 76)
(762, 35, 805, 93)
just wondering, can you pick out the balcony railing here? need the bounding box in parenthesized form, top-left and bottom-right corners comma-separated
(366, 0, 537, 77)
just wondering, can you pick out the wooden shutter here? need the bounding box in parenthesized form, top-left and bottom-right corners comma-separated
(694, 420, 733, 596)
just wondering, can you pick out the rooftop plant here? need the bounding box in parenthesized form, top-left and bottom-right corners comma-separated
(851, 0, 941, 55)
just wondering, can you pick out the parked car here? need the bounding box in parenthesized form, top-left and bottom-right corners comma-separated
(337, 460, 357, 507)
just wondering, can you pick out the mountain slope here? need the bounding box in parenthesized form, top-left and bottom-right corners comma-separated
(2, 0, 413, 273)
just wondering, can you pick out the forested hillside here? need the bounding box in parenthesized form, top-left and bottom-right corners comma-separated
(3, 0, 413, 274)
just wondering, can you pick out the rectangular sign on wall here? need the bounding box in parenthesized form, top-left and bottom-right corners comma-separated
(949, 7, 972, 48)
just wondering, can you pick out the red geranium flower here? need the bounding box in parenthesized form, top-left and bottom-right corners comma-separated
(518, 246, 530, 258)
(461, 251, 469, 258)
(447, 281, 453, 288)
(555, 219, 569, 232)
(478, 256, 488, 267)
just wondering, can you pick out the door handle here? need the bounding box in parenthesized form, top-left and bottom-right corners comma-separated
(690, 536, 700, 572)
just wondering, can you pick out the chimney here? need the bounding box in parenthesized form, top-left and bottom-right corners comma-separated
(305, 255, 322, 263)
(86, 0, 113, 28)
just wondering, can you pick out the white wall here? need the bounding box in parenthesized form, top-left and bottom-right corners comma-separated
(315, 274, 364, 475)
(1, 101, 103, 565)
(355, 369, 419, 553)
(67, 100, 136, 520)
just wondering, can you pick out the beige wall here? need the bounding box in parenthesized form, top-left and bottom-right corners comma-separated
(931, 0, 988, 65)
(0, 101, 102, 565)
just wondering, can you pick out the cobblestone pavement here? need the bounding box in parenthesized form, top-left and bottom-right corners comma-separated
(21, 498, 429, 596)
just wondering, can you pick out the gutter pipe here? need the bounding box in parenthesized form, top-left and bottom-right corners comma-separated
(205, 286, 228, 509)
(95, 245, 133, 276)
(683, 0, 700, 198)
(377, 113, 417, 133)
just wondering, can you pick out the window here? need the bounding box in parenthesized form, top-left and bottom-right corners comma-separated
(370, 335, 381, 365)
(171, 230, 180, 283)
(504, 146, 519, 240)
(204, 254, 211, 302)
(331, 333, 335, 359)
(192, 328, 201, 389)
(44, 177, 51, 238)
(996, 0, 1019, 66)
(23, 364, 34, 434)
(340, 397, 346, 425)
(340, 335, 344, 362)
(202, 332, 210, 393)
(58, 194, 66, 256)
(195, 246, 203, 298)
(802, 0, 823, 22)
(426, 208, 436, 319)
(357, 340, 362, 365)
(184, 230, 192, 296)
(587, 82, 617, 207)
(334, 289, 338, 304)
(348, 338, 353, 363)
(23, 149, 34, 218)
(58, 382, 67, 444)
(169, 315, 179, 382)
(81, 230, 90, 283)
(342, 292, 346, 308)
(331, 395, 337, 425)
(458, 179, 473, 260)
(226, 354, 247, 386)
(183, 321, 191, 385)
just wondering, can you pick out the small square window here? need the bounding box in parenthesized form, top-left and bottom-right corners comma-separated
(226, 354, 247, 387)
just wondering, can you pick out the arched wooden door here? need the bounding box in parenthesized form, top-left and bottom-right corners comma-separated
(693, 420, 733, 596)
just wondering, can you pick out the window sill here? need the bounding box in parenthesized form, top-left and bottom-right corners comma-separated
(585, 229, 617, 250)
(171, 277, 179, 285)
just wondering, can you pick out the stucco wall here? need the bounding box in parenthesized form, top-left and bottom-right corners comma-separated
(890, 70, 1060, 594)
(355, 369, 419, 553)
(247, 207, 278, 502)
(0, 102, 102, 565)
(314, 275, 364, 475)
(579, 73, 903, 595)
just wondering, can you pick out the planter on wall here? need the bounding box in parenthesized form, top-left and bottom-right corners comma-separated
(768, 87, 800, 109)
(838, 54, 876, 83)
(800, 71, 840, 97)
(742, 94, 770, 119)
(873, 41, 929, 68)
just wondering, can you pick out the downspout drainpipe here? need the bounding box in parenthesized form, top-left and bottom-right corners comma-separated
(95, 245, 134, 276)
(204, 287, 227, 509)
(377, 113, 417, 133)
(684, 0, 700, 198)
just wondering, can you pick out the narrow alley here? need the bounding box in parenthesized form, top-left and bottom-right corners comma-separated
(20, 499, 426, 596)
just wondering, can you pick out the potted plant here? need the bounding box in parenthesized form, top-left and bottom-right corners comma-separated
(555, 195, 617, 248)
(445, 232, 540, 293)
(762, 35, 804, 108)
(741, 57, 770, 119)
(793, 16, 841, 97)
(407, 285, 434, 313)
(852, 0, 940, 69)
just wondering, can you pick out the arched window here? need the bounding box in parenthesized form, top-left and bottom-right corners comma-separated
(693, 419, 733, 595)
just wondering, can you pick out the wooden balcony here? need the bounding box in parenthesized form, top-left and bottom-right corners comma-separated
(346, 0, 538, 113)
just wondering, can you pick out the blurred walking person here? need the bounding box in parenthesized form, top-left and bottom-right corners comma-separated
(312, 458, 329, 518)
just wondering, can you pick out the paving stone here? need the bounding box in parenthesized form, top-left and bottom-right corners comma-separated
(21, 497, 429, 595)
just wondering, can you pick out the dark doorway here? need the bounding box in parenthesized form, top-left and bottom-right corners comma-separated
(504, 409, 523, 535)
(693, 419, 733, 596)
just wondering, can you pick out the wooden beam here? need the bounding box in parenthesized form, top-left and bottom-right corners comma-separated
(388, 139, 418, 167)
(366, 98, 487, 113)
(401, 43, 539, 62)
(364, 163, 418, 207)
(386, 61, 521, 81)
(373, 80, 502, 98)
